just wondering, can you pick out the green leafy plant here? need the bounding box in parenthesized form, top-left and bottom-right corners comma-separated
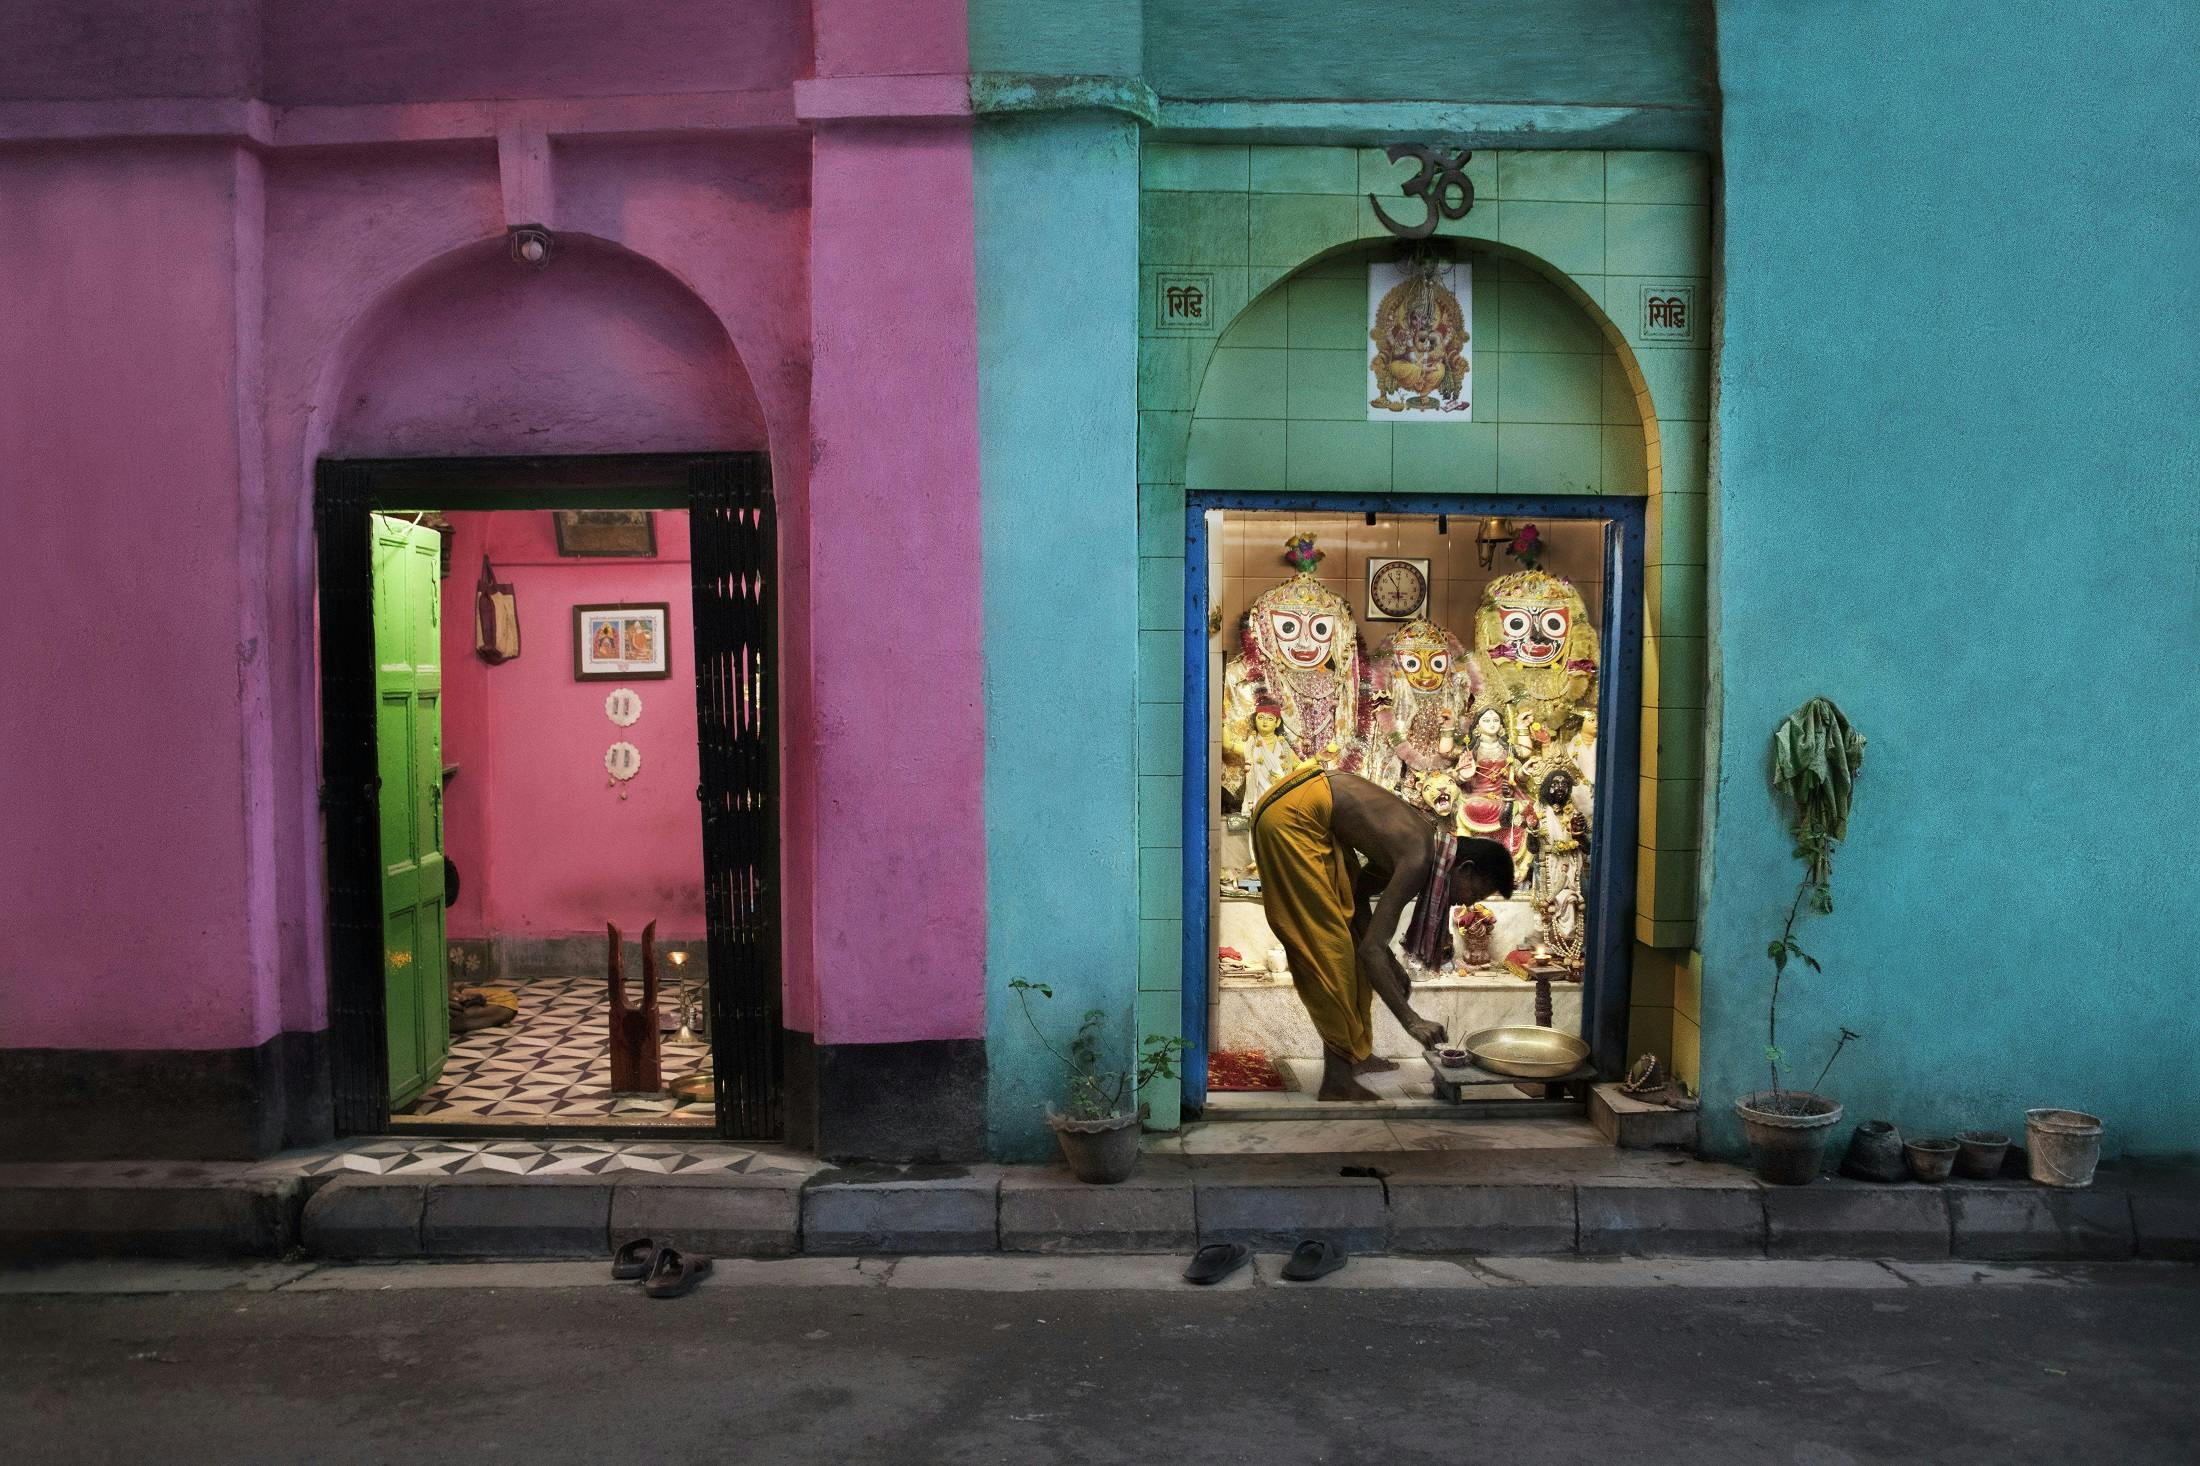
(1762, 697, 1868, 1107)
(1009, 978, 1189, 1121)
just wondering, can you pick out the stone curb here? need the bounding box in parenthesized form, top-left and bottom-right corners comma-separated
(6, 1161, 2194, 1263)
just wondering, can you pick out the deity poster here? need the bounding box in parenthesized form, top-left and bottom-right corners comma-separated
(1367, 257, 1472, 420)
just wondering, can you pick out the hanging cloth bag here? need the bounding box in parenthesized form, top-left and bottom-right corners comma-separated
(474, 554, 521, 664)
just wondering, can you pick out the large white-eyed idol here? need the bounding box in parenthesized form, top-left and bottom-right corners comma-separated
(1221, 535, 1367, 805)
(1366, 618, 1479, 811)
(1472, 569, 1599, 730)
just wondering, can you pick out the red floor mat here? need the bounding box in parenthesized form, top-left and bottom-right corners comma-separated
(1207, 1048, 1286, 1092)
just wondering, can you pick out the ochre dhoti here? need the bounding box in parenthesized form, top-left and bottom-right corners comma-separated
(1250, 764, 1373, 1062)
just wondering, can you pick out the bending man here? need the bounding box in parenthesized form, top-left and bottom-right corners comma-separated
(1251, 765, 1514, 1102)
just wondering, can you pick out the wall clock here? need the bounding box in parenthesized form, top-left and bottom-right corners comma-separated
(1366, 557, 1431, 621)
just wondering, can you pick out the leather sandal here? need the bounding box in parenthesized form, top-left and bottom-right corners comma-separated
(643, 1246, 713, 1299)
(1281, 1238, 1348, 1282)
(611, 1237, 656, 1281)
(1183, 1241, 1251, 1286)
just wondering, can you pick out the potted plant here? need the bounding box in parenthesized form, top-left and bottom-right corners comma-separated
(1009, 978, 1188, 1184)
(1735, 697, 1867, 1186)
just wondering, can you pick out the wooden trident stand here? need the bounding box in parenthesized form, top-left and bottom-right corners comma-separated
(606, 919, 664, 1094)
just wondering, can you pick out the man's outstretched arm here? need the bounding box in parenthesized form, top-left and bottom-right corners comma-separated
(1355, 860, 1446, 1049)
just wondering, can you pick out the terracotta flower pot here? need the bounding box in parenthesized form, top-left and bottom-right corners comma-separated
(1735, 1091, 1844, 1186)
(1046, 1107, 1143, 1185)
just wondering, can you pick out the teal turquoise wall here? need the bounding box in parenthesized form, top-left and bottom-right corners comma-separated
(974, 113, 1146, 1160)
(1704, 1, 2200, 1157)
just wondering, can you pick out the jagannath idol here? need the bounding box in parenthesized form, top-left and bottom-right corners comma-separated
(1221, 536, 1368, 796)
(1366, 617, 1479, 810)
(1472, 568, 1600, 734)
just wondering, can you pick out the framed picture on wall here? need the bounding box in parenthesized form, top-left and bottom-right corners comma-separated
(574, 603, 672, 681)
(553, 510, 656, 557)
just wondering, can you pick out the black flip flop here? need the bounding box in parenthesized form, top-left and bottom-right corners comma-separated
(1183, 1241, 1251, 1286)
(643, 1246, 713, 1299)
(1281, 1238, 1347, 1282)
(611, 1236, 656, 1281)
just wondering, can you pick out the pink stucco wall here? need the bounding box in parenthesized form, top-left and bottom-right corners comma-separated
(439, 511, 706, 948)
(0, 0, 986, 1070)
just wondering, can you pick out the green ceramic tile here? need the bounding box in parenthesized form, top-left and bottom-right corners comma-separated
(1636, 347, 1708, 423)
(1137, 701, 1184, 776)
(1138, 336, 1214, 412)
(1286, 276, 1366, 349)
(1224, 283, 1289, 348)
(1628, 1007, 1673, 1066)
(1142, 266, 1248, 345)
(1141, 1076, 1181, 1133)
(1250, 145, 1359, 194)
(1650, 847, 1698, 920)
(1645, 560, 1706, 638)
(1467, 350, 1500, 418)
(1138, 987, 1182, 1047)
(1137, 629, 1179, 701)
(1605, 204, 1709, 277)
(1285, 419, 1393, 493)
(1496, 422, 1601, 493)
(1428, 195, 1503, 243)
(1643, 633, 1705, 708)
(1653, 777, 1703, 853)
(1494, 278, 1607, 355)
(1497, 151, 1605, 202)
(1391, 421, 1499, 493)
(1468, 266, 1498, 342)
(1658, 422, 1709, 496)
(1636, 914, 1697, 951)
(1678, 953, 1703, 1023)
(1138, 774, 1183, 848)
(1138, 409, 1190, 484)
(1648, 490, 1706, 570)
(1138, 846, 1183, 910)
(1142, 142, 1249, 193)
(1300, 251, 1367, 280)
(1602, 423, 1649, 495)
(1185, 417, 1285, 490)
(1139, 919, 1184, 991)
(1138, 482, 1186, 558)
(1140, 191, 1248, 266)
(1499, 201, 1604, 279)
(1285, 348, 1367, 421)
(1639, 705, 1706, 782)
(1138, 554, 1184, 631)
(1197, 347, 1288, 419)
(1249, 192, 1359, 266)
(1495, 351, 1602, 424)
(1605, 151, 1709, 206)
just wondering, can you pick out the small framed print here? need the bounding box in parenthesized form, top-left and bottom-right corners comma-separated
(574, 603, 672, 681)
(553, 510, 656, 558)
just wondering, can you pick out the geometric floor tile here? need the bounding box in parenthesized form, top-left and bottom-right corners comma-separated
(243, 1136, 821, 1180)
(392, 975, 713, 1129)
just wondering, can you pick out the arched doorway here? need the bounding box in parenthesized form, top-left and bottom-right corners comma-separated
(312, 239, 784, 1140)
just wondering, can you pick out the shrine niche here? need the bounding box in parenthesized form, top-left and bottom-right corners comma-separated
(1220, 536, 1368, 810)
(1366, 617, 1478, 813)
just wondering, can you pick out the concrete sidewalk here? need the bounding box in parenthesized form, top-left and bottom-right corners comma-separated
(4, 1141, 2195, 1264)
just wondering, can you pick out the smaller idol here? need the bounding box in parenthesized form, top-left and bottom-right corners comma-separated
(1529, 768, 1591, 971)
(1459, 703, 1533, 883)
(1367, 618, 1479, 810)
(1238, 696, 1295, 813)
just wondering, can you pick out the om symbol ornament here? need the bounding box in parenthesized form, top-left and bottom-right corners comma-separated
(1369, 145, 1476, 240)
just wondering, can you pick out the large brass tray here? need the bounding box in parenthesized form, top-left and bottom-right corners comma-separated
(1460, 1026, 1592, 1079)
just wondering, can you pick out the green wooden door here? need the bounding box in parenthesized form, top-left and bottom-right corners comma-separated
(372, 514, 449, 1108)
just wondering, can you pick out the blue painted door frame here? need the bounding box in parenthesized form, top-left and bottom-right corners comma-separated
(1180, 491, 1647, 1115)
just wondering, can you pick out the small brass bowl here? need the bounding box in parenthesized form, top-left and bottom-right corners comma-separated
(1461, 1026, 1590, 1079)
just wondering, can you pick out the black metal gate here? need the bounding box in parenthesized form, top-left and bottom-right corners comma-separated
(688, 458, 784, 1139)
(313, 461, 392, 1134)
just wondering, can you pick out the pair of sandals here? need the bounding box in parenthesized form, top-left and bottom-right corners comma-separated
(612, 1237, 713, 1298)
(1183, 1238, 1347, 1285)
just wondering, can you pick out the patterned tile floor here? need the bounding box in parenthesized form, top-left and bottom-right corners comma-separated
(393, 975, 713, 1128)
(243, 1137, 821, 1179)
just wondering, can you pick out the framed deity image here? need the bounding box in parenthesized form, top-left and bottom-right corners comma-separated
(1368, 256, 1472, 420)
(553, 510, 656, 557)
(573, 603, 672, 681)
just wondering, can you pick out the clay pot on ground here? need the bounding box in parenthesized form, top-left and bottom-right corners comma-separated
(1840, 1120, 1907, 1182)
(1905, 1136, 1959, 1183)
(1047, 1108, 1143, 1184)
(1955, 1130, 2011, 1179)
(1735, 1091, 1844, 1186)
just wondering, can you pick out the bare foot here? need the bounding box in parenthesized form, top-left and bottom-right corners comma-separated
(1317, 1052, 1381, 1101)
(1353, 1055, 1398, 1075)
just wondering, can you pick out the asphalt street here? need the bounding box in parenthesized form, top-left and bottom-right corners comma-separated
(3, 1257, 2196, 1465)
